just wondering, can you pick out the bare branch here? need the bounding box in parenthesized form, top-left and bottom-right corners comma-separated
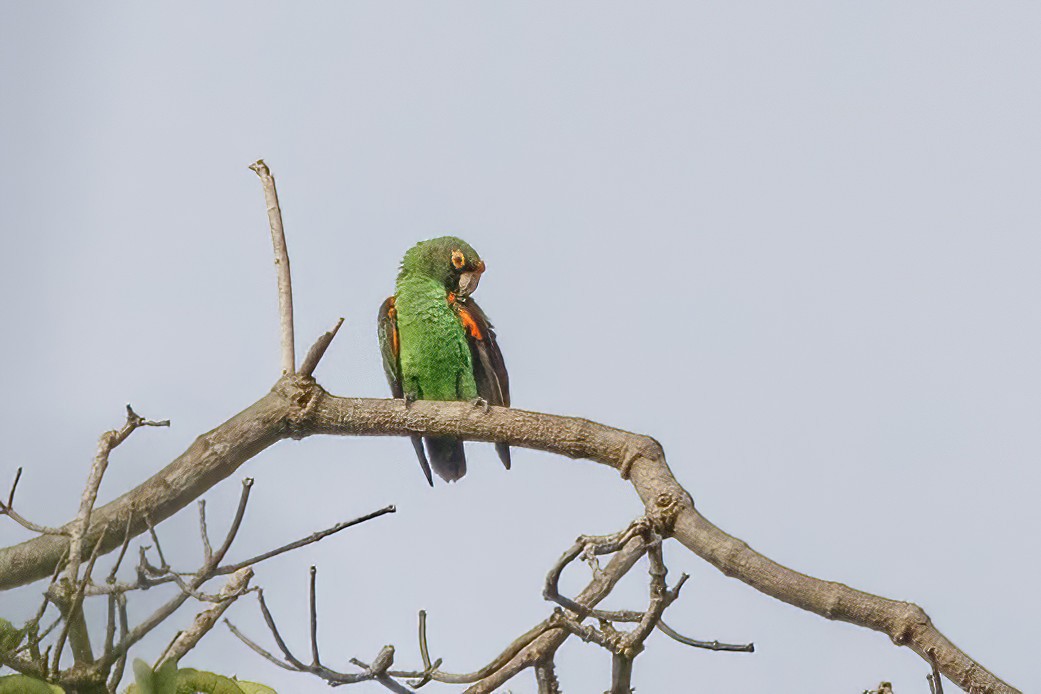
(544, 519, 649, 618)
(249, 159, 295, 375)
(85, 504, 395, 597)
(255, 588, 306, 670)
(107, 593, 128, 692)
(212, 478, 253, 564)
(67, 405, 168, 592)
(107, 512, 134, 584)
(464, 534, 650, 693)
(197, 500, 213, 563)
(308, 566, 320, 666)
(155, 567, 253, 669)
(0, 387, 1019, 693)
(97, 478, 255, 670)
(656, 620, 754, 652)
(224, 618, 300, 672)
(7, 465, 20, 508)
(144, 515, 169, 571)
(51, 529, 107, 670)
(609, 653, 633, 694)
(214, 504, 394, 578)
(534, 658, 561, 694)
(300, 317, 344, 378)
(0, 467, 66, 535)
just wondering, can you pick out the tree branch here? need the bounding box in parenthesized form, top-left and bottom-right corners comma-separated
(299, 318, 343, 378)
(154, 567, 253, 670)
(0, 379, 1019, 693)
(249, 159, 295, 375)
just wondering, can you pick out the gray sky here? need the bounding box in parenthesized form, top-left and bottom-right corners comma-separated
(1, 3, 1038, 692)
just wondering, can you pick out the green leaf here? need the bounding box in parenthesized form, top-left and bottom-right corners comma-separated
(132, 658, 156, 694)
(122, 663, 276, 694)
(173, 669, 256, 694)
(233, 681, 277, 694)
(0, 674, 64, 693)
(0, 618, 26, 653)
(155, 660, 180, 694)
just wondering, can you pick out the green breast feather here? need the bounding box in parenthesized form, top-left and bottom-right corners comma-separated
(394, 275, 477, 402)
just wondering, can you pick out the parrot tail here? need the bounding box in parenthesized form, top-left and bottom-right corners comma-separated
(424, 436, 467, 482)
(495, 442, 511, 470)
(410, 435, 433, 487)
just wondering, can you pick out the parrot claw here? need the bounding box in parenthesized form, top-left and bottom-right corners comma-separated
(470, 397, 491, 413)
(403, 393, 417, 409)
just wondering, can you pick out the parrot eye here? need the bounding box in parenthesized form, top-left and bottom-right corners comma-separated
(451, 250, 466, 269)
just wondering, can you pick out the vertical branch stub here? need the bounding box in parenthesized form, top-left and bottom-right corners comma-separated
(250, 159, 296, 375)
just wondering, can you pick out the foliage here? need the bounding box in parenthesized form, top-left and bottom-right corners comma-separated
(0, 674, 63, 693)
(0, 619, 25, 654)
(125, 659, 276, 694)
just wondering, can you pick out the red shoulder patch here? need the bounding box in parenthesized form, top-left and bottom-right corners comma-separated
(387, 297, 399, 355)
(457, 306, 484, 341)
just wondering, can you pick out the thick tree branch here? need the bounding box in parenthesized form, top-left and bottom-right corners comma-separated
(0, 377, 1019, 693)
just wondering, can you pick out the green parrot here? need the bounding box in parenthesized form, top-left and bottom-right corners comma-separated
(377, 236, 511, 485)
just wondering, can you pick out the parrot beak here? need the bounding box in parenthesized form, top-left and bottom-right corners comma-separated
(456, 260, 485, 298)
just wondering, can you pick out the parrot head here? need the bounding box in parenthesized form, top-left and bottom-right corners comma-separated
(399, 236, 487, 298)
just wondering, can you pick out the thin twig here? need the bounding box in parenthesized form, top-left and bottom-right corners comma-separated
(418, 610, 432, 670)
(197, 500, 213, 563)
(97, 478, 255, 670)
(224, 618, 299, 672)
(52, 529, 107, 670)
(543, 519, 649, 618)
(256, 588, 306, 669)
(85, 504, 396, 597)
(107, 512, 134, 584)
(465, 534, 650, 694)
(7, 466, 21, 508)
(300, 317, 345, 378)
(144, 516, 169, 570)
(0, 467, 65, 535)
(155, 567, 254, 669)
(212, 478, 253, 563)
(656, 620, 754, 652)
(107, 594, 129, 692)
(215, 504, 393, 576)
(309, 566, 320, 666)
(67, 406, 168, 592)
(249, 159, 295, 375)
(407, 610, 443, 689)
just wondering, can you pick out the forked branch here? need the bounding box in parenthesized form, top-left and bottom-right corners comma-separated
(0, 162, 1018, 693)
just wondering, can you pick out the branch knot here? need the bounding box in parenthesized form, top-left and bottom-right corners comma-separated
(275, 375, 323, 438)
(648, 492, 680, 538)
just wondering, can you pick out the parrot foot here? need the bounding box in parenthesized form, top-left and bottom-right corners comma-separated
(403, 393, 417, 409)
(470, 397, 491, 413)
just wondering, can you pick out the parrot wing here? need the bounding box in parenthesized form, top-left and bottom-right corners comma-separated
(455, 298, 512, 469)
(378, 296, 433, 486)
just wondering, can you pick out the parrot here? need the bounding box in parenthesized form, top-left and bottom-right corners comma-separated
(377, 236, 511, 485)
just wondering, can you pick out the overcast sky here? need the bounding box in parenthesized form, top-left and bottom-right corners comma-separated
(1, 3, 1038, 692)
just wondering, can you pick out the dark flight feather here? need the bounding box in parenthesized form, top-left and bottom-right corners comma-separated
(455, 298, 512, 469)
(377, 296, 434, 486)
